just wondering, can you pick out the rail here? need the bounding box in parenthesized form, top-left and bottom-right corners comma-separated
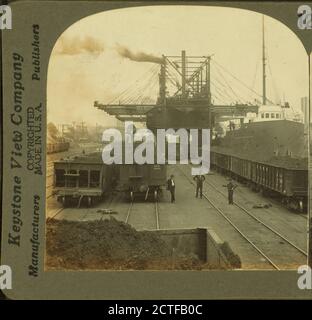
(178, 165, 307, 270)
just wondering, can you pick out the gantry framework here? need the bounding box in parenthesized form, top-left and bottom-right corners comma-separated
(94, 51, 259, 128)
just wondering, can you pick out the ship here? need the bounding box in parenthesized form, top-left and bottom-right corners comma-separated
(212, 15, 307, 161)
(210, 17, 308, 211)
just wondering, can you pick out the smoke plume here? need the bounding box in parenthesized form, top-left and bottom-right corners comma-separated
(116, 45, 164, 64)
(55, 36, 105, 56)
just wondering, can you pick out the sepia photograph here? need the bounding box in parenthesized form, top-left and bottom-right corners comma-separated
(45, 6, 309, 272)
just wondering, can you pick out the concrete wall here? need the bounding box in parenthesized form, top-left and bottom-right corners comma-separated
(149, 228, 207, 261)
(205, 228, 232, 268)
(146, 227, 240, 269)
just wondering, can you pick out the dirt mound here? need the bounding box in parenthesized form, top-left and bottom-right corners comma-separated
(46, 217, 211, 270)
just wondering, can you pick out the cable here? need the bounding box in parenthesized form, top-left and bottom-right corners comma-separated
(212, 59, 274, 105)
(213, 64, 249, 104)
(267, 59, 280, 105)
(211, 80, 233, 104)
(107, 64, 159, 104)
(212, 71, 244, 103)
(251, 57, 260, 93)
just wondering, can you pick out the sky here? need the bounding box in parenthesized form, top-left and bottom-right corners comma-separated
(47, 5, 309, 126)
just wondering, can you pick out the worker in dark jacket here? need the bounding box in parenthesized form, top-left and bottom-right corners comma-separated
(193, 175, 205, 198)
(223, 179, 237, 204)
(167, 174, 175, 203)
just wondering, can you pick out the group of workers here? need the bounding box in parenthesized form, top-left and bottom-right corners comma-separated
(167, 174, 237, 204)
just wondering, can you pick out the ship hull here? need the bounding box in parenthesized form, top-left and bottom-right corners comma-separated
(212, 120, 307, 163)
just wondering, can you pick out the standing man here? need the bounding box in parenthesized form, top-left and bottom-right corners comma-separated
(193, 175, 205, 199)
(167, 174, 175, 203)
(223, 179, 237, 205)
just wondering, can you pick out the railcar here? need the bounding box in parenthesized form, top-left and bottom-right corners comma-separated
(210, 150, 308, 212)
(118, 163, 167, 201)
(230, 156, 252, 182)
(53, 152, 115, 207)
(250, 161, 307, 211)
(47, 141, 70, 154)
(211, 151, 231, 174)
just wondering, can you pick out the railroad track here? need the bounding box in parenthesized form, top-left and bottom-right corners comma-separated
(98, 193, 116, 221)
(125, 201, 133, 224)
(125, 200, 160, 230)
(208, 171, 309, 222)
(178, 166, 307, 270)
(47, 192, 55, 199)
(155, 201, 160, 230)
(46, 181, 55, 199)
(298, 213, 308, 220)
(47, 207, 64, 219)
(202, 175, 308, 255)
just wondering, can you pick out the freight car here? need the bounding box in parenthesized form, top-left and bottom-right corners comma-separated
(211, 150, 308, 212)
(118, 163, 167, 201)
(47, 141, 70, 154)
(53, 152, 115, 207)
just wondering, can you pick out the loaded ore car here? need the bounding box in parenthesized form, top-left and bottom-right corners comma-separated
(210, 120, 308, 212)
(118, 164, 167, 201)
(210, 150, 308, 212)
(249, 158, 307, 211)
(53, 152, 115, 207)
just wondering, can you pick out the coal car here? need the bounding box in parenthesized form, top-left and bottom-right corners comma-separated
(211, 150, 308, 212)
(118, 163, 167, 201)
(53, 152, 115, 207)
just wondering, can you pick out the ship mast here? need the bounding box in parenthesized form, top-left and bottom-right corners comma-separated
(262, 15, 267, 105)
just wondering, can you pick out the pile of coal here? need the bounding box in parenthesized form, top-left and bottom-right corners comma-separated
(46, 217, 209, 270)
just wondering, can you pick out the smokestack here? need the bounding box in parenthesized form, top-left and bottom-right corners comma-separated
(116, 45, 164, 64)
